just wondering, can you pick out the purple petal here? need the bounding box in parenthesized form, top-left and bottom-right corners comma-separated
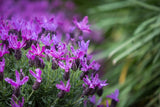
(58, 61, 66, 70)
(20, 76, 29, 85)
(29, 70, 37, 79)
(5, 78, 18, 88)
(106, 100, 109, 107)
(15, 70, 20, 84)
(89, 95, 96, 104)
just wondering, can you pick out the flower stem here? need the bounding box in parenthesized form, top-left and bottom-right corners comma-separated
(27, 90, 34, 102)
(51, 98, 59, 107)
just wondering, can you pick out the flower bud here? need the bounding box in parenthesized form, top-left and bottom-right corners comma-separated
(23, 40, 32, 50)
(14, 49, 22, 60)
(63, 71, 70, 81)
(0, 72, 4, 81)
(32, 81, 41, 90)
(58, 90, 66, 99)
(52, 59, 59, 70)
(97, 88, 103, 96)
(71, 60, 77, 71)
(13, 87, 20, 98)
(83, 87, 92, 96)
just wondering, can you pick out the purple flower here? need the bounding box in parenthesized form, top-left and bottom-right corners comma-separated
(11, 97, 24, 107)
(56, 79, 71, 92)
(83, 74, 108, 89)
(26, 51, 35, 60)
(21, 21, 38, 41)
(58, 55, 74, 72)
(106, 89, 119, 102)
(70, 45, 84, 59)
(8, 36, 26, 49)
(106, 100, 109, 107)
(35, 16, 57, 31)
(0, 58, 5, 73)
(45, 43, 67, 60)
(29, 44, 45, 58)
(91, 74, 108, 89)
(81, 58, 95, 72)
(83, 75, 94, 89)
(73, 16, 91, 33)
(0, 44, 9, 58)
(41, 34, 53, 46)
(78, 40, 90, 54)
(89, 95, 102, 106)
(29, 68, 42, 83)
(5, 70, 29, 88)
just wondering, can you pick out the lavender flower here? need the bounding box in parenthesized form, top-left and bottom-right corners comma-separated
(5, 70, 29, 88)
(89, 95, 103, 106)
(41, 33, 53, 47)
(106, 89, 119, 102)
(56, 79, 71, 92)
(5, 70, 29, 97)
(78, 40, 90, 54)
(58, 55, 74, 73)
(58, 55, 75, 80)
(35, 16, 57, 31)
(0, 58, 5, 80)
(29, 44, 45, 58)
(83, 74, 108, 96)
(29, 68, 42, 83)
(29, 68, 42, 90)
(11, 97, 24, 107)
(73, 16, 91, 33)
(56, 79, 71, 98)
(8, 36, 26, 50)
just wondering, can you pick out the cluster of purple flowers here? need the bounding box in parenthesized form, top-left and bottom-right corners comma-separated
(0, 14, 109, 106)
(0, 0, 119, 107)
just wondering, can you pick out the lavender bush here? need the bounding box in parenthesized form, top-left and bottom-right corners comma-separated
(0, 0, 119, 107)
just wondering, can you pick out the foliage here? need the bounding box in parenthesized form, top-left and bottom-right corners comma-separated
(75, 0, 160, 107)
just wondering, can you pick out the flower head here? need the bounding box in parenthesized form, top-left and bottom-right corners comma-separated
(58, 55, 75, 72)
(106, 89, 119, 102)
(91, 74, 108, 89)
(29, 68, 42, 83)
(35, 16, 57, 31)
(83, 74, 108, 89)
(73, 16, 91, 33)
(11, 97, 24, 107)
(8, 36, 26, 49)
(78, 40, 90, 54)
(70, 45, 84, 59)
(5, 70, 29, 88)
(41, 34, 53, 46)
(89, 95, 102, 106)
(29, 44, 45, 57)
(56, 79, 71, 92)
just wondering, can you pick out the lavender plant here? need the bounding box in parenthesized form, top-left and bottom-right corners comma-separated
(0, 0, 119, 107)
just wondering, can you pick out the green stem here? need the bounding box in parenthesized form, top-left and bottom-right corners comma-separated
(51, 98, 59, 106)
(73, 96, 83, 105)
(27, 90, 34, 102)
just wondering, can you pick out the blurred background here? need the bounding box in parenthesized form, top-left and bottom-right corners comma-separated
(74, 0, 160, 107)
(1, 0, 160, 107)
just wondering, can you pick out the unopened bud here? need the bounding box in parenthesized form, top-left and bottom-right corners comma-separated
(58, 90, 66, 99)
(0, 72, 4, 81)
(97, 88, 103, 96)
(32, 81, 41, 90)
(14, 49, 22, 60)
(63, 71, 70, 81)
